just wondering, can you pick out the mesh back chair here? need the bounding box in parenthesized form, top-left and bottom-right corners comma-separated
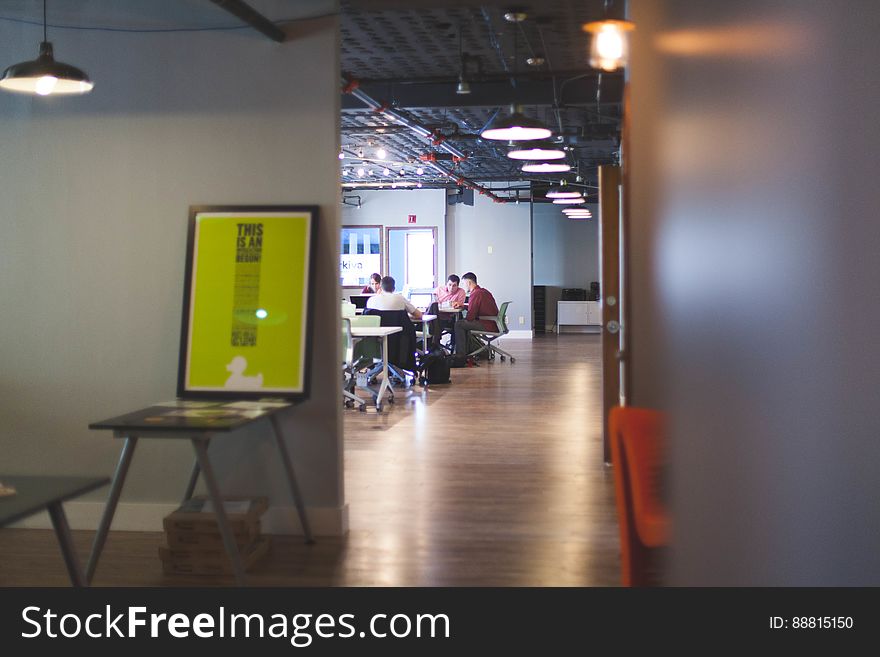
(341, 317, 365, 411)
(467, 301, 515, 363)
(342, 315, 381, 410)
(363, 308, 419, 387)
(608, 406, 670, 586)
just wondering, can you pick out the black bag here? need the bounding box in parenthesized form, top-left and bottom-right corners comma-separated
(419, 348, 451, 384)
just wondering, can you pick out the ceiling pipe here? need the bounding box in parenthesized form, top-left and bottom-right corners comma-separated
(343, 73, 467, 160)
(343, 73, 510, 202)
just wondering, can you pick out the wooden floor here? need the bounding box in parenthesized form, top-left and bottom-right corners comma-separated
(0, 334, 620, 586)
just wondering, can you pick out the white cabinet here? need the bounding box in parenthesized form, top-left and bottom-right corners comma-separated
(557, 301, 601, 332)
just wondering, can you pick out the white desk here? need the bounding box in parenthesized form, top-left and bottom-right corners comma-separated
(417, 314, 437, 353)
(350, 326, 402, 411)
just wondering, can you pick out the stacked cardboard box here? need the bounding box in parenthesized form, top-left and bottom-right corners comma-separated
(159, 496, 270, 576)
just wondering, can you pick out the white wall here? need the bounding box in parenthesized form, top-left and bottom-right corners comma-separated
(340, 189, 446, 290)
(533, 202, 600, 288)
(0, 5, 344, 534)
(631, 0, 880, 583)
(447, 194, 532, 332)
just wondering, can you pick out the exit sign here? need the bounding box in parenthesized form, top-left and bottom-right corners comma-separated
(407, 214, 416, 224)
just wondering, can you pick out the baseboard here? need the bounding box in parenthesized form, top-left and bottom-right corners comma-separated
(10, 501, 350, 537)
(557, 326, 601, 334)
(503, 330, 533, 339)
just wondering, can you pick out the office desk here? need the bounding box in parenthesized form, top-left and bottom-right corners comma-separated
(0, 475, 109, 586)
(417, 314, 437, 353)
(86, 400, 313, 585)
(350, 326, 401, 411)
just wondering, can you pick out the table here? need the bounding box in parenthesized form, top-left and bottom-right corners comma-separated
(417, 314, 437, 353)
(350, 326, 402, 411)
(86, 400, 312, 585)
(0, 475, 110, 586)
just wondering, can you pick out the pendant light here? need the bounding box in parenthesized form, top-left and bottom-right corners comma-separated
(0, 0, 94, 96)
(523, 162, 571, 173)
(480, 12, 551, 141)
(582, 1, 634, 72)
(507, 142, 566, 161)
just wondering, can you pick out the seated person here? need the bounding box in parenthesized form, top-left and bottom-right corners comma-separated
(454, 272, 498, 356)
(435, 274, 467, 309)
(361, 272, 381, 294)
(433, 274, 467, 349)
(366, 276, 423, 320)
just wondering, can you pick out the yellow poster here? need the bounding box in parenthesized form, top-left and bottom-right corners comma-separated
(179, 207, 316, 398)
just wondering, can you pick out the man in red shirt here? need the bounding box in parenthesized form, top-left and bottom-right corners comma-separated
(454, 272, 498, 356)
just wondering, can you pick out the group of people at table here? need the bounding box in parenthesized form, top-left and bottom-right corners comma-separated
(359, 271, 498, 358)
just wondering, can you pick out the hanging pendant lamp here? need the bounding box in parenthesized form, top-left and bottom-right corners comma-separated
(480, 14, 552, 142)
(0, 0, 93, 96)
(507, 141, 566, 161)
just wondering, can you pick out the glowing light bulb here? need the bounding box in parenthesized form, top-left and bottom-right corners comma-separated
(376, 148, 387, 159)
(338, 151, 345, 160)
(416, 167, 424, 175)
(255, 308, 268, 319)
(35, 75, 58, 96)
(357, 167, 365, 177)
(583, 19, 634, 72)
(383, 168, 390, 176)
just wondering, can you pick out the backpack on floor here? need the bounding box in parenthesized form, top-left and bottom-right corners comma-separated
(419, 348, 451, 385)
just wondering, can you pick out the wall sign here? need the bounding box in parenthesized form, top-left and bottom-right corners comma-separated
(178, 205, 318, 400)
(407, 214, 417, 224)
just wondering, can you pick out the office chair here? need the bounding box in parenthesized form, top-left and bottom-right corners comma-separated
(362, 308, 419, 388)
(342, 315, 382, 410)
(608, 406, 670, 587)
(467, 301, 515, 363)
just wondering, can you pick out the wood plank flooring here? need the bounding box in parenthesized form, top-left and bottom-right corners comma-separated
(0, 334, 620, 586)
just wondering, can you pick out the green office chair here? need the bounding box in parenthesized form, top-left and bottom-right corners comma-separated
(342, 315, 382, 411)
(468, 301, 515, 363)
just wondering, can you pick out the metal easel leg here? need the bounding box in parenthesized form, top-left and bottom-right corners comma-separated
(191, 437, 247, 585)
(85, 436, 138, 584)
(270, 415, 315, 544)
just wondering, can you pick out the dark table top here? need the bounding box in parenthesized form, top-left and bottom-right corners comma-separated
(89, 399, 293, 434)
(0, 475, 109, 527)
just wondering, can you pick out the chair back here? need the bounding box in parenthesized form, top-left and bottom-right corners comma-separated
(608, 406, 670, 586)
(341, 301, 356, 317)
(349, 315, 380, 328)
(341, 317, 353, 364)
(362, 308, 418, 372)
(497, 301, 511, 335)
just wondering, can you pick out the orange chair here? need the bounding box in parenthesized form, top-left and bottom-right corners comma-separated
(609, 406, 670, 586)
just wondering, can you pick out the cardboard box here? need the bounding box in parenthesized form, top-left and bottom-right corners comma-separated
(159, 537, 271, 576)
(162, 496, 268, 535)
(165, 521, 261, 550)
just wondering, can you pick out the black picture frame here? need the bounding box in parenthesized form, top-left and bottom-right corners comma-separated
(176, 205, 319, 401)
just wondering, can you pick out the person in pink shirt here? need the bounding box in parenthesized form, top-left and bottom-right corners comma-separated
(432, 274, 467, 350)
(435, 274, 467, 309)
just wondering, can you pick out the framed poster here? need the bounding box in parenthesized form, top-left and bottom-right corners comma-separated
(177, 205, 318, 400)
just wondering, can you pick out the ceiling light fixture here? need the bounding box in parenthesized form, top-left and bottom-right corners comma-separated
(553, 197, 586, 205)
(338, 151, 345, 160)
(357, 167, 365, 177)
(483, 104, 553, 141)
(547, 189, 583, 199)
(582, 18, 635, 72)
(383, 167, 390, 176)
(523, 162, 571, 173)
(416, 167, 424, 175)
(507, 142, 566, 160)
(0, 0, 94, 96)
(480, 15, 552, 142)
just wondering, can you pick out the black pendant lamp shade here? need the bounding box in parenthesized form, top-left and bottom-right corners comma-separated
(0, 0, 93, 96)
(481, 104, 552, 142)
(0, 41, 93, 95)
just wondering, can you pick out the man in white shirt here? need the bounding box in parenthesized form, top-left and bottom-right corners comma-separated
(366, 276, 423, 319)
